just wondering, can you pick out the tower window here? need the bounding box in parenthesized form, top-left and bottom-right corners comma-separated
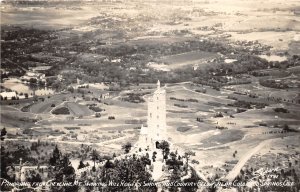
(157, 115, 159, 119)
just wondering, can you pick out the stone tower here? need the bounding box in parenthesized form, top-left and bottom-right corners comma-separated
(147, 80, 167, 144)
(137, 80, 167, 149)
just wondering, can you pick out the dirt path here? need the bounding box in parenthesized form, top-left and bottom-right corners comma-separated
(5, 134, 134, 147)
(168, 84, 233, 102)
(225, 139, 274, 181)
(181, 86, 233, 101)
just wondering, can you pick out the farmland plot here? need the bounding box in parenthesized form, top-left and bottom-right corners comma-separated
(66, 102, 93, 117)
(157, 51, 218, 70)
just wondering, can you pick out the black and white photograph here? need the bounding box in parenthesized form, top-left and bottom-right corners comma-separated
(0, 0, 300, 191)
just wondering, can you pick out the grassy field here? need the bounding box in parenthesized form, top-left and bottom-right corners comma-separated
(1, 111, 37, 129)
(157, 51, 218, 69)
(31, 99, 63, 114)
(30, 94, 71, 113)
(199, 129, 245, 148)
(65, 102, 93, 117)
(287, 65, 300, 74)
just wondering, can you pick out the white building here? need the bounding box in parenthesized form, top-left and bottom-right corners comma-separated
(0, 91, 17, 100)
(100, 93, 110, 99)
(138, 80, 167, 149)
(21, 72, 45, 81)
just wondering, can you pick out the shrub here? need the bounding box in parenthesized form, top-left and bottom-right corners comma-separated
(123, 93, 145, 103)
(216, 126, 228, 130)
(274, 108, 289, 113)
(177, 127, 191, 132)
(89, 106, 103, 112)
(195, 89, 206, 93)
(174, 104, 188, 108)
(196, 117, 203, 122)
(236, 108, 247, 113)
(214, 112, 223, 118)
(52, 107, 70, 115)
(187, 99, 198, 102)
(259, 123, 267, 126)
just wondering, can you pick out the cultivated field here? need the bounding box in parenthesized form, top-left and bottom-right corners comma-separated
(157, 51, 218, 69)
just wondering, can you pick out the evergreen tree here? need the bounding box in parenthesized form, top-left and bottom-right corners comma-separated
(184, 150, 195, 173)
(27, 171, 42, 184)
(49, 145, 61, 166)
(78, 160, 85, 169)
(122, 142, 132, 154)
(181, 169, 199, 192)
(0, 146, 14, 191)
(48, 146, 78, 192)
(1, 127, 7, 141)
(90, 149, 99, 171)
(169, 167, 181, 192)
(159, 140, 170, 162)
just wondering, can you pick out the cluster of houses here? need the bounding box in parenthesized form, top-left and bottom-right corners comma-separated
(21, 71, 46, 82)
(0, 91, 19, 100)
(21, 65, 52, 83)
(0, 65, 54, 101)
